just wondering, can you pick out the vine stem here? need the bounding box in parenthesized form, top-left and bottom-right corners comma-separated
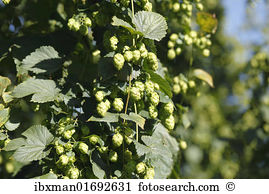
(123, 73, 132, 123)
(134, 102, 138, 141)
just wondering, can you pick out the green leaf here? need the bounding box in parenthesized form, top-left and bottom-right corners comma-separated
(33, 172, 58, 179)
(134, 123, 179, 178)
(132, 11, 168, 41)
(193, 68, 214, 88)
(13, 125, 54, 163)
(145, 69, 173, 98)
(4, 138, 26, 151)
(5, 120, 20, 131)
(120, 112, 145, 129)
(92, 162, 106, 179)
(0, 108, 9, 127)
(12, 78, 60, 103)
(196, 12, 218, 34)
(21, 46, 61, 74)
(87, 112, 119, 123)
(0, 76, 11, 96)
(111, 16, 141, 35)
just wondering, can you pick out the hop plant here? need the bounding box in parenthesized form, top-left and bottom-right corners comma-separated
(130, 87, 142, 101)
(55, 145, 65, 155)
(149, 105, 158, 119)
(112, 133, 123, 147)
(164, 115, 175, 130)
(97, 101, 109, 117)
(147, 52, 158, 71)
(145, 80, 155, 94)
(132, 50, 141, 62)
(67, 167, 80, 179)
(63, 129, 75, 139)
(149, 91, 160, 106)
(110, 36, 119, 51)
(78, 142, 88, 154)
(57, 155, 69, 166)
(113, 53, 125, 70)
(134, 81, 145, 93)
(136, 162, 146, 174)
(68, 18, 80, 31)
(112, 98, 124, 112)
(95, 91, 105, 102)
(163, 102, 174, 115)
(109, 151, 118, 163)
(144, 167, 155, 179)
(89, 135, 100, 145)
(124, 50, 133, 62)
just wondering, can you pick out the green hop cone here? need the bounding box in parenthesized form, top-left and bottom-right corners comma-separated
(67, 167, 80, 179)
(196, 3, 204, 11)
(124, 51, 133, 62)
(113, 53, 125, 70)
(89, 135, 100, 145)
(110, 36, 119, 51)
(63, 129, 75, 140)
(97, 146, 108, 154)
(173, 84, 181, 94)
(179, 80, 188, 93)
(132, 50, 141, 62)
(68, 18, 80, 31)
(154, 83, 160, 90)
(144, 168, 155, 179)
(112, 98, 124, 112)
(167, 49, 176, 60)
(172, 3, 180, 12)
(144, 2, 152, 11)
(95, 91, 105, 102)
(69, 155, 76, 163)
(136, 162, 146, 174)
(57, 155, 69, 166)
(163, 102, 174, 115)
(97, 101, 109, 117)
(134, 81, 145, 93)
(149, 91, 160, 106)
(188, 80, 196, 88)
(130, 87, 142, 101)
(84, 17, 92, 27)
(124, 135, 133, 145)
(203, 49, 210, 57)
(170, 33, 179, 41)
(64, 142, 73, 151)
(138, 43, 148, 58)
(112, 133, 123, 147)
(124, 149, 132, 160)
(55, 145, 65, 155)
(145, 80, 155, 94)
(176, 47, 182, 55)
(168, 40, 175, 48)
(164, 115, 175, 130)
(109, 151, 118, 163)
(149, 105, 158, 119)
(2, 0, 11, 5)
(147, 52, 158, 71)
(78, 142, 88, 154)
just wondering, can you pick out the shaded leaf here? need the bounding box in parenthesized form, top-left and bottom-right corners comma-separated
(111, 16, 141, 35)
(13, 125, 54, 162)
(193, 69, 214, 88)
(134, 123, 178, 178)
(12, 78, 60, 103)
(21, 46, 61, 74)
(182, 113, 191, 129)
(87, 112, 119, 123)
(120, 112, 145, 129)
(5, 120, 20, 131)
(0, 76, 11, 96)
(132, 11, 168, 41)
(4, 138, 26, 151)
(0, 108, 9, 127)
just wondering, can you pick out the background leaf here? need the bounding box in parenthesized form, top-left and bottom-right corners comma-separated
(0, 76, 11, 96)
(193, 69, 214, 88)
(0, 108, 9, 127)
